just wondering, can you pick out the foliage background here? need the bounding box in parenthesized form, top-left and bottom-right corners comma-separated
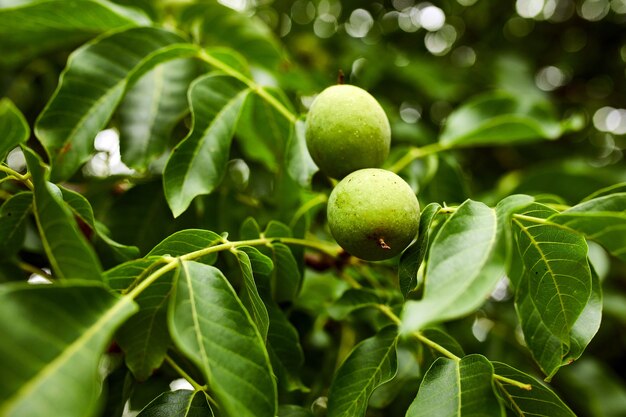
(1, 0, 626, 416)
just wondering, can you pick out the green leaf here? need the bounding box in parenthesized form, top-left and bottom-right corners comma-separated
(399, 202, 441, 297)
(231, 248, 270, 339)
(147, 229, 223, 265)
(104, 256, 162, 291)
(513, 203, 592, 379)
(406, 354, 504, 417)
(237, 88, 292, 172)
(23, 147, 102, 280)
(163, 74, 251, 217)
(264, 242, 301, 303)
(492, 362, 576, 417)
(327, 326, 398, 417)
(240, 216, 262, 240)
(286, 119, 318, 188)
(369, 345, 421, 409)
(0, 99, 29, 161)
(118, 58, 198, 171)
(0, 281, 137, 417)
(0, 191, 32, 259)
(327, 288, 382, 320)
(582, 182, 626, 201)
(264, 219, 292, 238)
(35, 27, 199, 181)
(116, 269, 174, 381)
(239, 245, 275, 275)
(60, 186, 140, 262)
(401, 200, 506, 333)
(440, 91, 565, 147)
(137, 390, 213, 417)
(168, 260, 277, 417)
(549, 192, 626, 262)
(0, 0, 149, 67)
(266, 300, 307, 393)
(567, 264, 602, 363)
(180, 2, 283, 69)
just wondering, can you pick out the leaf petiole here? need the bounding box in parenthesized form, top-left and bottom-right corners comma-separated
(387, 142, 448, 174)
(377, 305, 533, 391)
(493, 374, 533, 391)
(196, 49, 298, 124)
(0, 164, 33, 190)
(126, 235, 340, 301)
(164, 355, 220, 407)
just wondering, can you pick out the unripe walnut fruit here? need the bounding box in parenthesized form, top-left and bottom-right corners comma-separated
(305, 84, 391, 179)
(327, 168, 420, 261)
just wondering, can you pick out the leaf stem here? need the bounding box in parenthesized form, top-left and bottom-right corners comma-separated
(377, 306, 533, 390)
(164, 355, 206, 392)
(164, 355, 221, 406)
(196, 49, 298, 124)
(493, 374, 533, 391)
(512, 213, 548, 224)
(0, 164, 33, 190)
(412, 331, 461, 362)
(126, 236, 340, 301)
(387, 143, 447, 174)
(377, 304, 401, 325)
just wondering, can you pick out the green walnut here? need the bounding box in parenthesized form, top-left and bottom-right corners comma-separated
(305, 84, 391, 179)
(327, 168, 420, 261)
